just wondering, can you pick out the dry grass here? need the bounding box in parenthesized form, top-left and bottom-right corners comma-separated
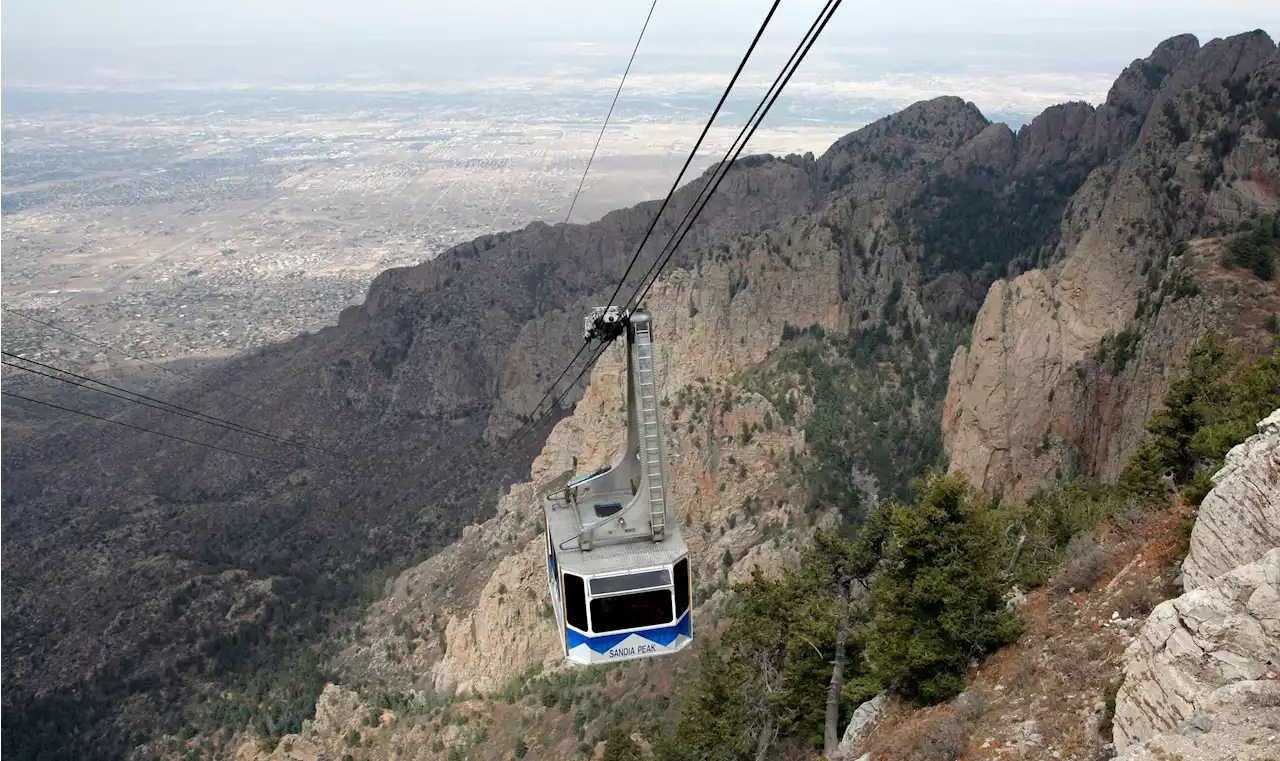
(861, 690, 989, 761)
(1049, 532, 1120, 597)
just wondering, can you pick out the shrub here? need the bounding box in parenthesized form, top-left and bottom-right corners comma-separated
(601, 728, 642, 761)
(877, 688, 988, 761)
(652, 647, 754, 761)
(1048, 532, 1115, 597)
(1222, 214, 1278, 280)
(1100, 676, 1123, 738)
(1001, 480, 1126, 588)
(1094, 327, 1141, 374)
(1178, 469, 1215, 506)
(1111, 579, 1169, 619)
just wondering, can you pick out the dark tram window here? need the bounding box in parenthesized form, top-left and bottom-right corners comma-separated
(589, 569, 669, 596)
(590, 589, 674, 633)
(673, 558, 690, 615)
(563, 573, 588, 630)
(546, 532, 555, 579)
(594, 501, 623, 518)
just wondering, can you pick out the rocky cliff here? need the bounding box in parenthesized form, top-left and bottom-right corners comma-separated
(206, 81, 1110, 761)
(331, 178, 882, 702)
(251, 243, 840, 761)
(7, 56, 1085, 758)
(1113, 549, 1280, 756)
(1112, 405, 1280, 758)
(0, 144, 824, 761)
(1182, 408, 1280, 590)
(943, 32, 1280, 502)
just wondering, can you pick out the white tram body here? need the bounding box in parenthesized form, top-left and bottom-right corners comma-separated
(541, 309, 693, 664)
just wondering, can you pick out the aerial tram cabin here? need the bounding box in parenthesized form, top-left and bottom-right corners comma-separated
(541, 307, 693, 664)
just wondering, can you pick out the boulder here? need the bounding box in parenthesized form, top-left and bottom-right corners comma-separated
(834, 693, 887, 758)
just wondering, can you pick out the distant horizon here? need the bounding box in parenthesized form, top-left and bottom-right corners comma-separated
(9, 26, 1275, 136)
(4, 7, 1276, 206)
(6, 25, 1274, 56)
(4, 0, 1274, 47)
(8, 27, 1273, 88)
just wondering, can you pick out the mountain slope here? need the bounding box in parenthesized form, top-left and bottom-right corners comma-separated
(1, 154, 822, 761)
(244, 30, 1280, 761)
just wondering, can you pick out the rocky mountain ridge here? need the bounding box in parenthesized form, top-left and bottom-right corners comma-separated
(232, 31, 1277, 761)
(943, 30, 1280, 502)
(1, 132, 825, 761)
(2, 71, 1058, 761)
(1182, 409, 1280, 588)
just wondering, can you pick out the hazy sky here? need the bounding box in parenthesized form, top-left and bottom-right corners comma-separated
(3, 0, 1275, 48)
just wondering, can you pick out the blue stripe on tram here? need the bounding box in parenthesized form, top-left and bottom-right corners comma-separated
(566, 612, 691, 654)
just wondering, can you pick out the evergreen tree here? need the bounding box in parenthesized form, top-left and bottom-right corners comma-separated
(866, 472, 1021, 704)
(652, 646, 754, 761)
(1119, 334, 1280, 503)
(601, 728, 641, 761)
(1123, 331, 1236, 494)
(721, 567, 805, 759)
(779, 530, 881, 753)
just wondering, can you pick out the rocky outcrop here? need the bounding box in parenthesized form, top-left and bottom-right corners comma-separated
(817, 96, 991, 201)
(1112, 548, 1280, 752)
(1114, 407, 1280, 758)
(0, 131, 828, 761)
(1183, 409, 1280, 591)
(1116, 680, 1280, 761)
(834, 693, 887, 759)
(255, 683, 502, 761)
(944, 32, 1280, 501)
(326, 83, 1012, 736)
(270, 33, 1280, 761)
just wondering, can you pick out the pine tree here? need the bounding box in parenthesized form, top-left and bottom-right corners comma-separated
(653, 645, 754, 761)
(866, 472, 1021, 704)
(600, 728, 641, 761)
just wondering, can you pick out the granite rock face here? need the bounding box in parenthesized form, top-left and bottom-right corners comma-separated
(1115, 680, 1280, 761)
(943, 32, 1280, 501)
(1183, 408, 1280, 591)
(1113, 549, 1280, 752)
(834, 693, 887, 759)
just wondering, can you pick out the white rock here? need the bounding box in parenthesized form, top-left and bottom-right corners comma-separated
(1114, 680, 1280, 760)
(834, 693, 887, 758)
(1183, 409, 1280, 591)
(1113, 549, 1280, 752)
